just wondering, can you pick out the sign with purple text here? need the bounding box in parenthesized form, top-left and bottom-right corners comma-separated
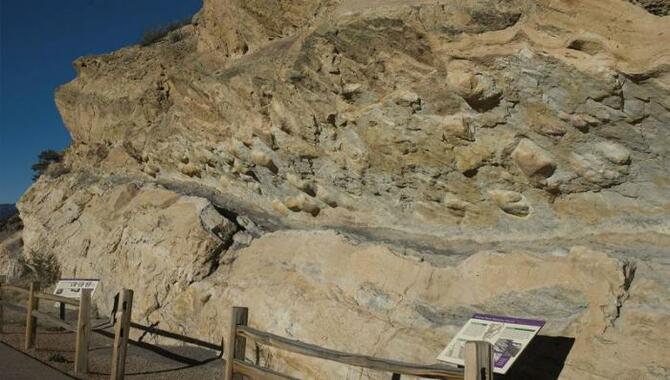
(436, 314, 545, 374)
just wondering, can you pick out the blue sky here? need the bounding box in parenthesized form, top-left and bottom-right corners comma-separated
(0, 0, 202, 203)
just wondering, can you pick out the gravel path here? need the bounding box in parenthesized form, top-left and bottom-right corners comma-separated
(0, 341, 75, 380)
(0, 308, 224, 379)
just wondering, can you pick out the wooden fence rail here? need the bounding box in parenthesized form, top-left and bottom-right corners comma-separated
(224, 306, 494, 380)
(0, 278, 92, 377)
(129, 321, 223, 351)
(1, 283, 496, 380)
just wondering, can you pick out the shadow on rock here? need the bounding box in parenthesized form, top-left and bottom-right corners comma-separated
(498, 335, 575, 380)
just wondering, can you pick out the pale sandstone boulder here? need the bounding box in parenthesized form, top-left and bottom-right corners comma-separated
(488, 189, 531, 217)
(446, 60, 501, 111)
(283, 194, 320, 216)
(18, 177, 238, 317)
(594, 141, 631, 165)
(511, 139, 556, 180)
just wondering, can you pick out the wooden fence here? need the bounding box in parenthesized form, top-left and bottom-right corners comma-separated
(0, 281, 495, 380)
(224, 306, 494, 380)
(0, 278, 92, 375)
(0, 277, 134, 379)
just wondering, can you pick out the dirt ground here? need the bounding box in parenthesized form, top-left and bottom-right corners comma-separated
(0, 308, 224, 379)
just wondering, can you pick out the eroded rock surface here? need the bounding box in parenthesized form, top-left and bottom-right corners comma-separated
(7, 0, 670, 378)
(0, 212, 23, 281)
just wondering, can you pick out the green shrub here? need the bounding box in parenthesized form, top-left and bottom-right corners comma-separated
(31, 149, 64, 181)
(19, 251, 61, 287)
(140, 18, 191, 46)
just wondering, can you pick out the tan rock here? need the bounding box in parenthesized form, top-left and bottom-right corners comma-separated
(446, 60, 500, 110)
(17, 180, 235, 319)
(511, 139, 556, 179)
(443, 193, 471, 217)
(447, 61, 478, 98)
(454, 143, 494, 174)
(178, 162, 202, 177)
(142, 163, 160, 177)
(284, 194, 320, 216)
(271, 199, 289, 216)
(315, 184, 339, 208)
(342, 83, 362, 96)
(393, 90, 421, 108)
(286, 173, 315, 196)
(595, 141, 631, 165)
(250, 149, 278, 173)
(231, 159, 251, 175)
(442, 114, 474, 142)
(488, 190, 531, 217)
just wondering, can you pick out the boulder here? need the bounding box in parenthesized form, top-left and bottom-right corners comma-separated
(511, 139, 557, 179)
(488, 190, 531, 217)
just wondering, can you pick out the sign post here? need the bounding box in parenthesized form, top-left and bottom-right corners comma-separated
(74, 288, 92, 375)
(464, 341, 493, 380)
(53, 278, 99, 321)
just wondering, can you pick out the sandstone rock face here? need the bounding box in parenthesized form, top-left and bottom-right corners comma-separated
(18, 178, 246, 317)
(0, 214, 23, 282)
(145, 232, 653, 379)
(6, 0, 670, 378)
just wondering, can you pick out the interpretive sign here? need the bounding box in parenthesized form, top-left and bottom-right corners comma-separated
(437, 314, 544, 374)
(54, 278, 99, 305)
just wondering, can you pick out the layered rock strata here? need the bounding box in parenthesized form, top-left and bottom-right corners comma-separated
(8, 0, 670, 378)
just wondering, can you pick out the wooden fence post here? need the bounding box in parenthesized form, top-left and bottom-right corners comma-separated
(224, 306, 248, 380)
(111, 289, 133, 380)
(24, 281, 39, 350)
(74, 288, 92, 376)
(464, 341, 493, 380)
(0, 275, 5, 333)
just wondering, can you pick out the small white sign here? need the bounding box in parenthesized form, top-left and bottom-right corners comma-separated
(437, 314, 544, 374)
(54, 278, 99, 301)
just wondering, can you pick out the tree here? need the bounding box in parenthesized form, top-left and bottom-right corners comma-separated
(31, 149, 63, 180)
(139, 18, 191, 46)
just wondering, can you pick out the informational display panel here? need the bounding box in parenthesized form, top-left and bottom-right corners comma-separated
(437, 314, 544, 374)
(53, 278, 99, 303)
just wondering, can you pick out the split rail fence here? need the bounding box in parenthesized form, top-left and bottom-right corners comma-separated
(0, 279, 494, 380)
(0, 277, 134, 380)
(225, 306, 494, 380)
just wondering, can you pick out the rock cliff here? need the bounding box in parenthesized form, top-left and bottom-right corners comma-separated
(0, 206, 22, 281)
(9, 0, 670, 378)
